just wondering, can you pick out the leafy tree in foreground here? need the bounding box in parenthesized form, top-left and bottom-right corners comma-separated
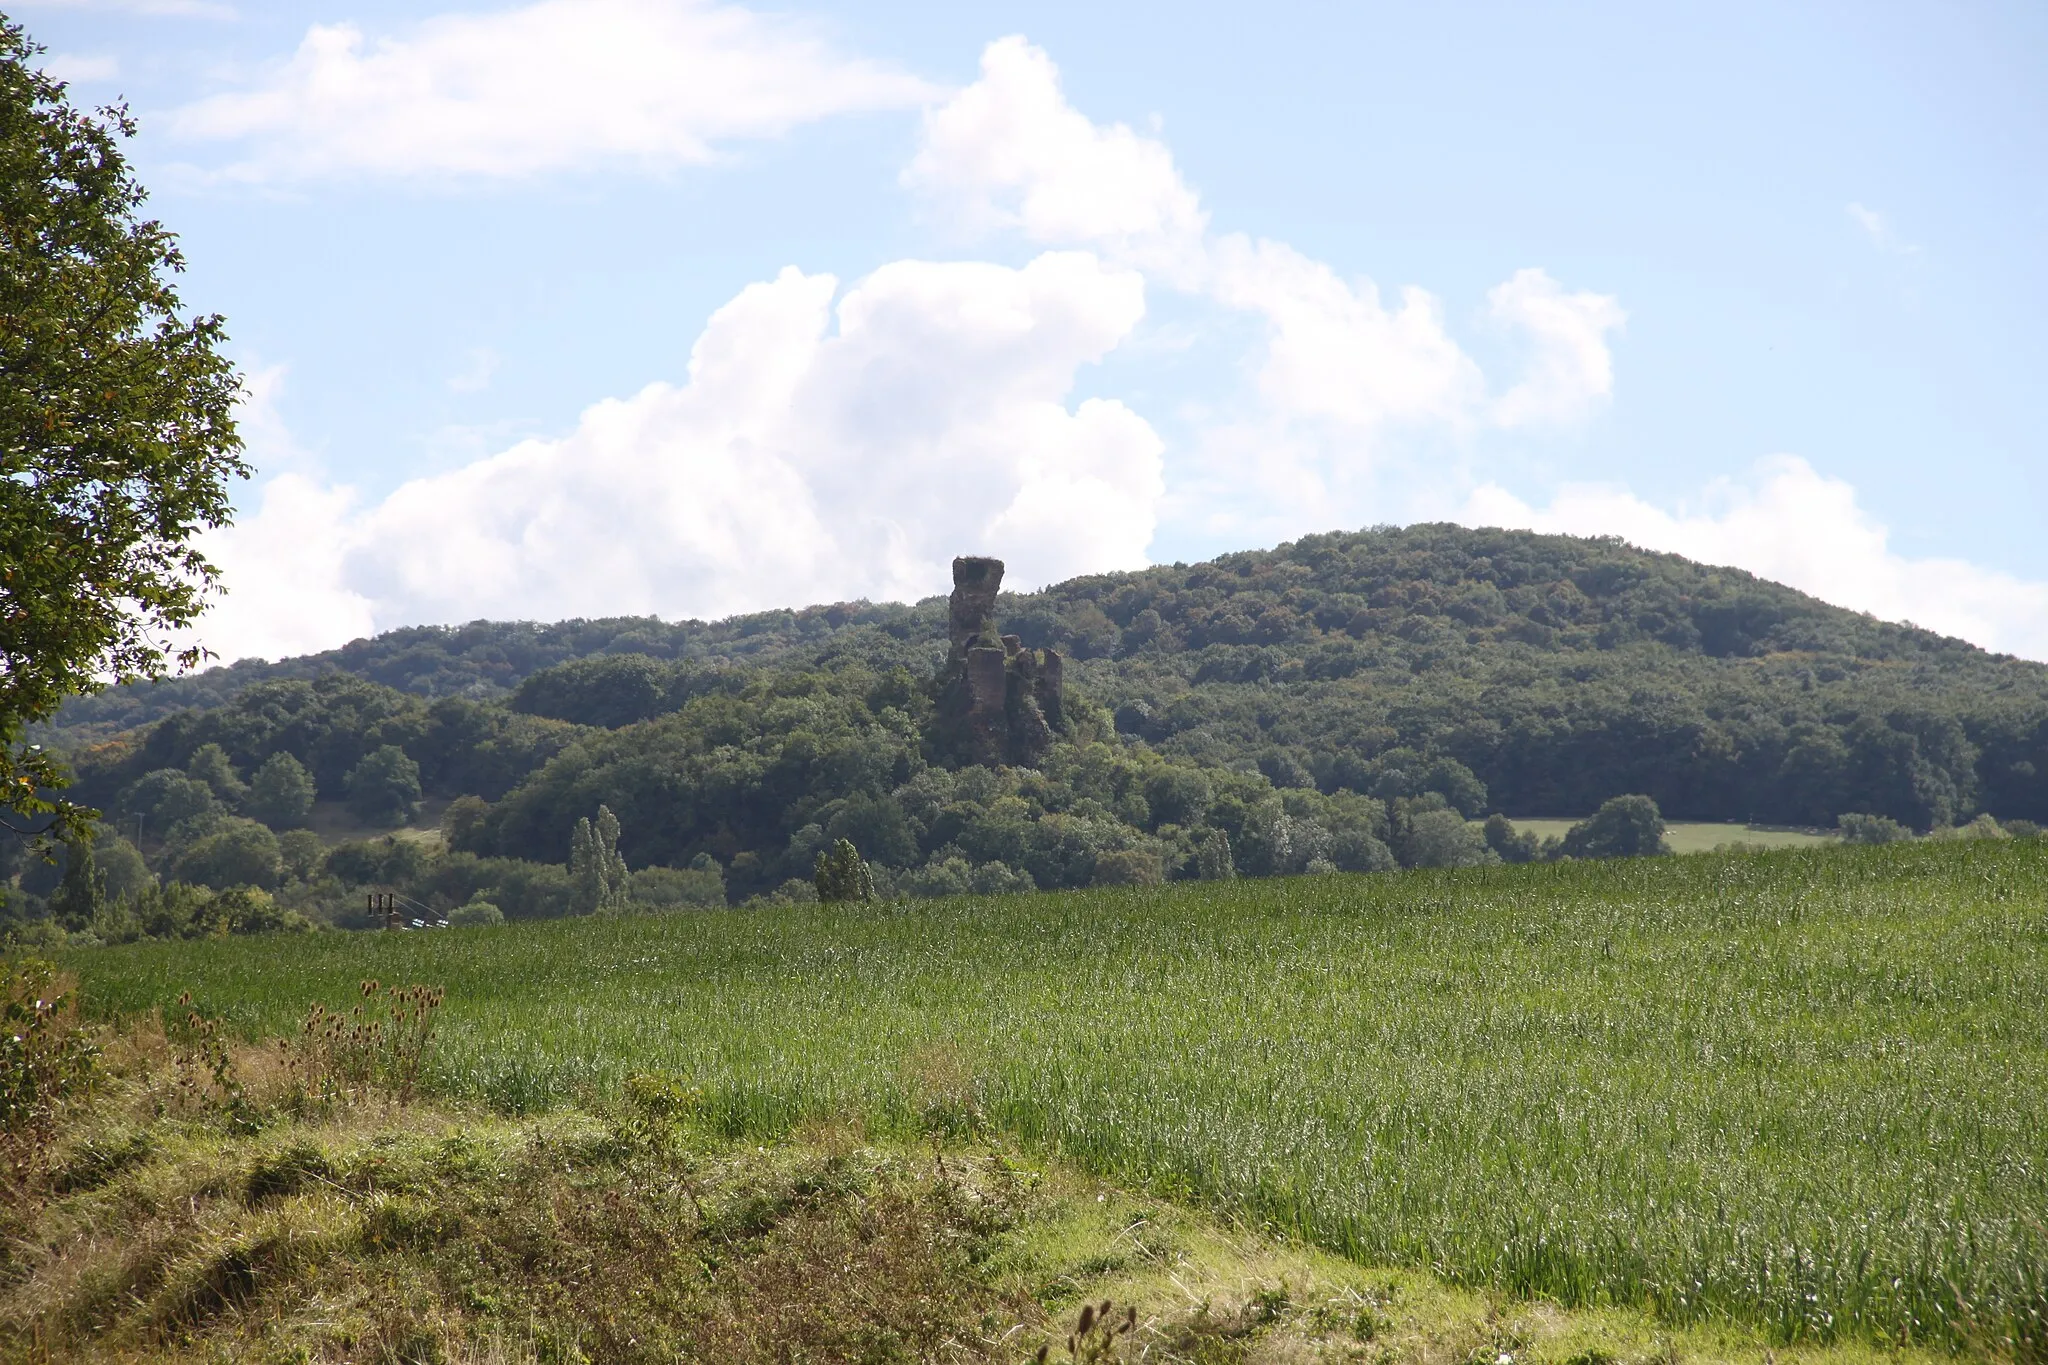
(1561, 795, 1670, 859)
(0, 22, 246, 844)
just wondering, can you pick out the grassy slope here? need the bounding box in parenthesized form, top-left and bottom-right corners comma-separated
(9, 1076, 1950, 1365)
(63, 842, 2048, 1352)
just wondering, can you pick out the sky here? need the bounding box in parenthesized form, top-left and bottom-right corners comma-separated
(18, 0, 2048, 662)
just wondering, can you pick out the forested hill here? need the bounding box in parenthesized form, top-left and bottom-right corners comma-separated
(48, 524, 2048, 829)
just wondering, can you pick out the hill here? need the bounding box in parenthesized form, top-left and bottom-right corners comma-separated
(43, 523, 2048, 831)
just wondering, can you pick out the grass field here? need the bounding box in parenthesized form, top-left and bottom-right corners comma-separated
(1506, 817, 1838, 854)
(62, 842, 2048, 1353)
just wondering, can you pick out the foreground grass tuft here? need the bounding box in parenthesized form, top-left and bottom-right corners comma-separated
(1, 1031, 1968, 1364)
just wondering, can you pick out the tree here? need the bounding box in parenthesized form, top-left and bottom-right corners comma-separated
(170, 817, 281, 891)
(1401, 808, 1498, 869)
(277, 829, 325, 882)
(245, 752, 315, 828)
(185, 743, 245, 806)
(813, 838, 874, 903)
(48, 831, 105, 928)
(1194, 828, 1236, 880)
(0, 22, 247, 844)
(344, 746, 422, 827)
(1482, 814, 1541, 864)
(1561, 795, 1670, 859)
(569, 804, 629, 914)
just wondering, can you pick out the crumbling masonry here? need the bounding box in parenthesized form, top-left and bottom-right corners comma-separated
(932, 556, 1065, 768)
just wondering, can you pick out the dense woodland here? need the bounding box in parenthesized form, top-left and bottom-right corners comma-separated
(10, 525, 2048, 938)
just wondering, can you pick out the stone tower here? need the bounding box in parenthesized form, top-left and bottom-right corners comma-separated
(932, 556, 1065, 768)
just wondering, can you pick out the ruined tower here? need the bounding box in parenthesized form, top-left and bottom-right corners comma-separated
(932, 556, 1065, 768)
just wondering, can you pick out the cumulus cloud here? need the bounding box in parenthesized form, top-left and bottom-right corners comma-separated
(1464, 456, 2048, 662)
(188, 252, 1162, 660)
(908, 37, 1620, 444)
(169, 0, 936, 181)
(903, 35, 1207, 280)
(1487, 268, 1628, 427)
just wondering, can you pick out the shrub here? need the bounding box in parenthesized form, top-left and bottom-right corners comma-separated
(1561, 795, 1670, 859)
(449, 899, 504, 928)
(1, 958, 98, 1199)
(1839, 811, 1912, 844)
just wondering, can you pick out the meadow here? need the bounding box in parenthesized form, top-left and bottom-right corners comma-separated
(1506, 816, 1839, 853)
(64, 841, 2048, 1354)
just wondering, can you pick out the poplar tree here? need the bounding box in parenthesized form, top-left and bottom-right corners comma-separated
(570, 804, 629, 914)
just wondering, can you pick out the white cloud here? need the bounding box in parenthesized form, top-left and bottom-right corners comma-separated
(189, 251, 1162, 661)
(1487, 268, 1627, 427)
(1208, 235, 1483, 432)
(169, 0, 936, 182)
(909, 37, 1620, 445)
(40, 53, 120, 83)
(1464, 456, 2048, 661)
(1847, 201, 1918, 255)
(903, 35, 1207, 281)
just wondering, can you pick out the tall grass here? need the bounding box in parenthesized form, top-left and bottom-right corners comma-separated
(63, 841, 2048, 1352)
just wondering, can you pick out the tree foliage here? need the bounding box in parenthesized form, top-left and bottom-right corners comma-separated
(0, 21, 246, 840)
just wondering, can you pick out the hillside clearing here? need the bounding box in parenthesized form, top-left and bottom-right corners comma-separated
(1505, 817, 1837, 854)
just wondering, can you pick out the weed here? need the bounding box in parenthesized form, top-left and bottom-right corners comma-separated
(0, 957, 97, 1204)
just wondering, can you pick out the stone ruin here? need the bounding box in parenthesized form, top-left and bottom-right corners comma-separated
(932, 556, 1065, 768)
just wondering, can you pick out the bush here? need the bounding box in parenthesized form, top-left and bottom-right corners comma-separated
(246, 752, 316, 829)
(449, 899, 504, 928)
(1838, 811, 1912, 844)
(1561, 796, 1670, 859)
(344, 746, 423, 828)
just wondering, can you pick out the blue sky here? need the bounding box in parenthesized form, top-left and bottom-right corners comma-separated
(19, 0, 2048, 659)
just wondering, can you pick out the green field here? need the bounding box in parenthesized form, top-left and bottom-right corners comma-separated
(64, 842, 2048, 1352)
(1508, 817, 1839, 854)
